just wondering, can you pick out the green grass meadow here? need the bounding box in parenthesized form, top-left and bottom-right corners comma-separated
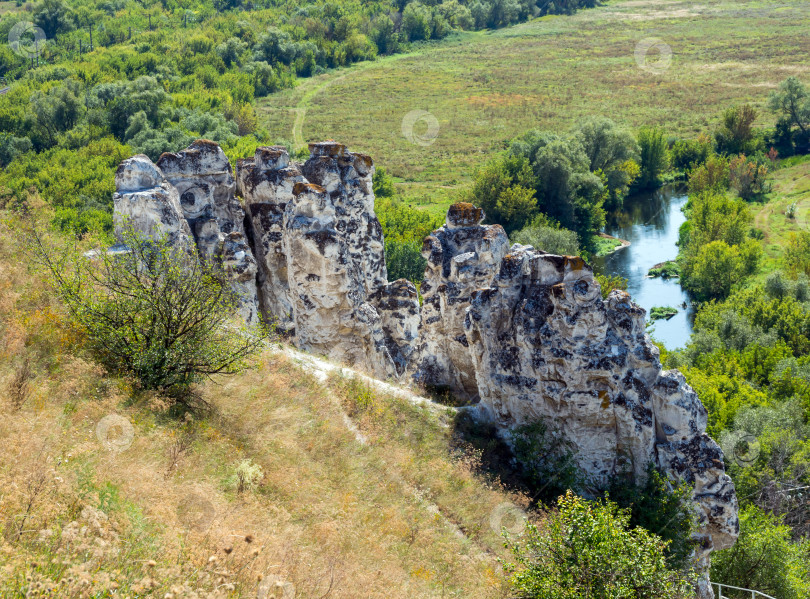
(258, 0, 810, 216)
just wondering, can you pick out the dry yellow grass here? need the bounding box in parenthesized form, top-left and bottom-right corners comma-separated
(0, 214, 531, 598)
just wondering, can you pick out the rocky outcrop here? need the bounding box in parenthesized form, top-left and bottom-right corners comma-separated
(461, 243, 737, 594)
(414, 203, 509, 398)
(236, 146, 302, 331)
(113, 154, 193, 250)
(113, 144, 737, 588)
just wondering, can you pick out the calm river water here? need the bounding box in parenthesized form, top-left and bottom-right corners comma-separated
(594, 185, 694, 350)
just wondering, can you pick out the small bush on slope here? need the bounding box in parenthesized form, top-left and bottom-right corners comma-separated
(504, 491, 695, 599)
(26, 221, 268, 406)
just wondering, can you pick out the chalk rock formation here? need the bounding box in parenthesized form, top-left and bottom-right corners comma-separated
(236, 141, 419, 377)
(114, 146, 261, 324)
(113, 154, 193, 249)
(236, 146, 303, 331)
(414, 203, 509, 397)
(460, 242, 738, 591)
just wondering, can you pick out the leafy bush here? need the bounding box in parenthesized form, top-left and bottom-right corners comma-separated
(595, 273, 628, 299)
(384, 238, 426, 284)
(784, 231, 810, 277)
(714, 104, 761, 156)
(29, 224, 268, 404)
(670, 134, 712, 171)
(604, 466, 696, 570)
(687, 154, 730, 195)
(503, 491, 695, 599)
(711, 505, 810, 599)
(509, 419, 580, 502)
(648, 261, 680, 279)
(729, 154, 770, 200)
(650, 306, 678, 320)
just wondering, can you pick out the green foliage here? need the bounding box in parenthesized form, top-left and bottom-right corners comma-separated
(465, 153, 538, 234)
(648, 261, 680, 279)
(636, 127, 669, 190)
(784, 231, 810, 277)
(588, 234, 622, 257)
(29, 224, 268, 403)
(573, 116, 640, 211)
(595, 273, 628, 299)
(720, 400, 810, 537)
(507, 127, 610, 239)
(604, 466, 697, 570)
(768, 76, 810, 154)
(729, 154, 770, 201)
(681, 239, 760, 301)
(372, 166, 396, 199)
(670, 135, 713, 172)
(711, 505, 810, 599)
(376, 198, 439, 284)
(688, 154, 730, 196)
(509, 419, 581, 502)
(679, 192, 760, 300)
(650, 306, 678, 320)
(714, 104, 761, 156)
(503, 491, 694, 599)
(511, 215, 580, 256)
(384, 239, 426, 284)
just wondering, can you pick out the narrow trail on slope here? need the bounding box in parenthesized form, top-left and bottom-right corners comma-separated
(275, 344, 522, 558)
(288, 50, 422, 150)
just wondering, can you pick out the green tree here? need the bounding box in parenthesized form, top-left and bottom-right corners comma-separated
(714, 104, 760, 155)
(372, 166, 396, 198)
(504, 491, 695, 599)
(33, 0, 75, 38)
(384, 239, 426, 283)
(466, 153, 538, 234)
(768, 76, 810, 152)
(605, 466, 697, 570)
(784, 231, 810, 278)
(636, 127, 669, 190)
(573, 117, 640, 210)
(681, 239, 760, 301)
(29, 225, 268, 404)
(711, 505, 810, 599)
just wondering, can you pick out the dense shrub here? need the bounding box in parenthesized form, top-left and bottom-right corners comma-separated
(711, 505, 810, 599)
(29, 224, 268, 404)
(636, 127, 669, 190)
(504, 491, 695, 599)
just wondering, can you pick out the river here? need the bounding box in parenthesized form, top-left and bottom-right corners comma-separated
(594, 185, 694, 350)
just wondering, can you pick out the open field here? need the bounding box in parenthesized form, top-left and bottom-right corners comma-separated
(258, 0, 810, 216)
(754, 156, 810, 275)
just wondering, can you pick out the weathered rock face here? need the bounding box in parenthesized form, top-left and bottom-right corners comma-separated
(414, 203, 509, 397)
(114, 146, 261, 324)
(281, 178, 395, 378)
(113, 155, 193, 250)
(461, 243, 738, 593)
(236, 146, 303, 331)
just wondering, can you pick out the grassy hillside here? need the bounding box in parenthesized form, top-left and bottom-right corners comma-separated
(754, 155, 810, 275)
(0, 223, 527, 598)
(258, 0, 810, 216)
